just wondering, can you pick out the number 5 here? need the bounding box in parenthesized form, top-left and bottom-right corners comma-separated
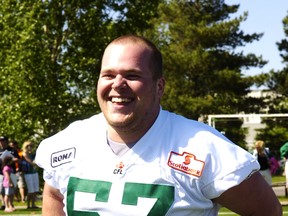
(67, 177, 174, 215)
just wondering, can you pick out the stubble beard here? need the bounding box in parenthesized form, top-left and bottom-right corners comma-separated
(105, 107, 158, 138)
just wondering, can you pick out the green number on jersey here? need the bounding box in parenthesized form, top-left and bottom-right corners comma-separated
(67, 177, 174, 215)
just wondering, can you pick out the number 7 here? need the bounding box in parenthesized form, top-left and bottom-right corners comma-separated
(67, 177, 174, 215)
(122, 182, 174, 215)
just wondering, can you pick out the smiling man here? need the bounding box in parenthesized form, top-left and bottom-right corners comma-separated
(97, 36, 165, 144)
(36, 35, 282, 216)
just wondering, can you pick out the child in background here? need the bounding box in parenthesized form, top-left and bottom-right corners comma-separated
(2, 155, 15, 212)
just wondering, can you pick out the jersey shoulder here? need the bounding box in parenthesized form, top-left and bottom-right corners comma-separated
(35, 113, 105, 169)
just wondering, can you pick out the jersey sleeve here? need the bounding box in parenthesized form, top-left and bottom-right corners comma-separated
(35, 134, 63, 189)
(197, 130, 260, 199)
(35, 119, 82, 189)
(35, 114, 103, 190)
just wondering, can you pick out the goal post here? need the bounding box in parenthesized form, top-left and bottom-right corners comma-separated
(207, 113, 288, 149)
(208, 113, 288, 128)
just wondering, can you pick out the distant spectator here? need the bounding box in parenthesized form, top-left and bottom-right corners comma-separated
(21, 141, 39, 209)
(2, 155, 15, 212)
(0, 137, 20, 172)
(0, 136, 5, 210)
(0, 136, 20, 209)
(280, 141, 288, 189)
(253, 140, 272, 185)
(9, 140, 26, 203)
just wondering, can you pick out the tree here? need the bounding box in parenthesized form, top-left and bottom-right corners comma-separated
(0, 0, 161, 143)
(145, 0, 266, 145)
(255, 13, 288, 151)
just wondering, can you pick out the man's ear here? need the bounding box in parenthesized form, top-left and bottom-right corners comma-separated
(157, 77, 165, 99)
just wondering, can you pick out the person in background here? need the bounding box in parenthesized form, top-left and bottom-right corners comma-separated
(280, 141, 288, 192)
(252, 140, 272, 185)
(0, 138, 4, 210)
(9, 140, 26, 203)
(21, 141, 39, 209)
(2, 155, 15, 213)
(0, 136, 20, 210)
(35, 35, 282, 215)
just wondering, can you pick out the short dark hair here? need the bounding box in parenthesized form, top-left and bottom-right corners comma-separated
(106, 35, 163, 80)
(2, 155, 13, 168)
(0, 136, 8, 142)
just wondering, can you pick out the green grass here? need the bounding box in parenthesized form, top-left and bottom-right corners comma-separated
(273, 175, 286, 183)
(219, 205, 288, 216)
(2, 200, 42, 215)
(3, 199, 288, 216)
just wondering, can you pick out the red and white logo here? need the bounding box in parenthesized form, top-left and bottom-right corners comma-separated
(167, 151, 205, 177)
(116, 161, 125, 169)
(113, 161, 124, 174)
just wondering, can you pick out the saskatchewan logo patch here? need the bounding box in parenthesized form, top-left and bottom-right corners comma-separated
(167, 151, 205, 177)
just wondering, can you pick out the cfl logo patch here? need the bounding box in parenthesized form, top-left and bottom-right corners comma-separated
(167, 151, 205, 177)
(113, 161, 124, 174)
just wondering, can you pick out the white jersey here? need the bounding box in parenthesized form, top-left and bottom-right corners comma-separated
(35, 109, 259, 216)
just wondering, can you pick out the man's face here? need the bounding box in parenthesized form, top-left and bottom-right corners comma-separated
(97, 43, 164, 135)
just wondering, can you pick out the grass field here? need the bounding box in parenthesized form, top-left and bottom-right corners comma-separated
(2, 175, 287, 215)
(2, 199, 288, 215)
(219, 205, 288, 216)
(2, 200, 42, 215)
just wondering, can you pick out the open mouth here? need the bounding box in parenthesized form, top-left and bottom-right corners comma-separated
(110, 97, 132, 103)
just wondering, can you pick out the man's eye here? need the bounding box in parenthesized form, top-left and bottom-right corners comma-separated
(126, 75, 140, 80)
(101, 74, 114, 79)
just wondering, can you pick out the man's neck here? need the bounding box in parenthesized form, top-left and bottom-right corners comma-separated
(107, 127, 142, 144)
(106, 107, 161, 143)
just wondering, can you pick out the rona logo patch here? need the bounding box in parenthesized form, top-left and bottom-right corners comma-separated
(51, 147, 76, 167)
(168, 151, 205, 177)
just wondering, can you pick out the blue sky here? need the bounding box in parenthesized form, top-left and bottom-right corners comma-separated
(226, 0, 288, 76)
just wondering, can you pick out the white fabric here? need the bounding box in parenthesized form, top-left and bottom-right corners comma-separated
(24, 173, 39, 193)
(0, 150, 14, 159)
(10, 173, 18, 189)
(285, 160, 288, 188)
(0, 174, 3, 193)
(35, 109, 259, 216)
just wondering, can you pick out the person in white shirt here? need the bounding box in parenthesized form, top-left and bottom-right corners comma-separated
(36, 35, 282, 216)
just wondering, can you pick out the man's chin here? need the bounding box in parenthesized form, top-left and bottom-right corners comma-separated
(106, 114, 133, 127)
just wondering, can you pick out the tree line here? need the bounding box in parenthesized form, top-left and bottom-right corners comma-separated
(0, 0, 288, 152)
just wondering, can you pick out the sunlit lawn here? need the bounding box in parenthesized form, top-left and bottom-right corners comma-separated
(6, 201, 287, 216)
(219, 205, 288, 216)
(2, 200, 42, 215)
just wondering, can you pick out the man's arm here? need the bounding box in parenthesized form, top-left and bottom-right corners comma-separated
(42, 183, 65, 216)
(214, 171, 282, 216)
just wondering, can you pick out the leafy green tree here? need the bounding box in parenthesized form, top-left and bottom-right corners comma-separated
(255, 13, 288, 151)
(255, 121, 288, 155)
(213, 118, 247, 149)
(265, 18, 288, 106)
(145, 0, 266, 145)
(0, 0, 160, 143)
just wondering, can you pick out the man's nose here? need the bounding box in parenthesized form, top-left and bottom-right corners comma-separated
(111, 75, 127, 90)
